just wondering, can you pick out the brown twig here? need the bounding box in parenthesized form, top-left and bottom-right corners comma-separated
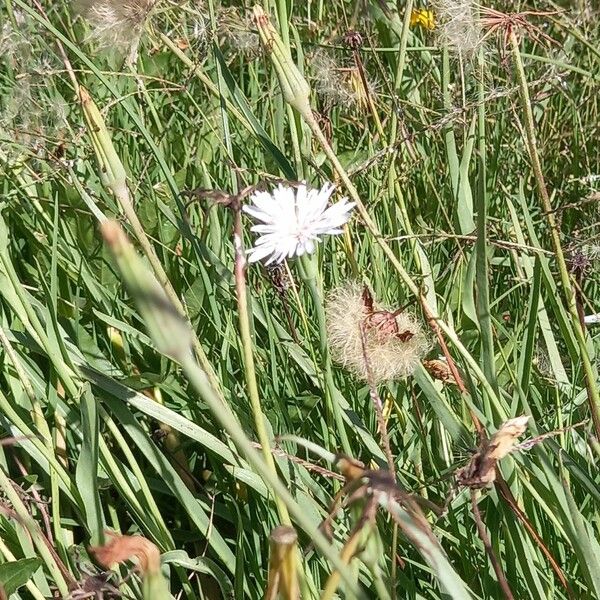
(470, 490, 515, 600)
(495, 477, 575, 598)
(252, 442, 344, 481)
(420, 303, 483, 436)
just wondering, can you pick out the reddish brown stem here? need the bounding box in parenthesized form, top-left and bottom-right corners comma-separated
(470, 490, 515, 600)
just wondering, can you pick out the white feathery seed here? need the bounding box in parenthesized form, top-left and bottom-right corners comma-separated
(326, 282, 429, 383)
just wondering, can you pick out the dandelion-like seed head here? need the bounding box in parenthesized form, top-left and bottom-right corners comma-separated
(311, 50, 375, 111)
(76, 0, 157, 63)
(0, 13, 65, 164)
(326, 282, 429, 383)
(243, 182, 355, 265)
(218, 8, 260, 56)
(431, 0, 482, 55)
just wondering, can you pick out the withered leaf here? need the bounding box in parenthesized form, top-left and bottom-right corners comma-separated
(423, 358, 457, 385)
(90, 532, 161, 575)
(457, 416, 530, 488)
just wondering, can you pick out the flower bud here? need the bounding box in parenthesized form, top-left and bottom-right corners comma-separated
(252, 6, 311, 117)
(101, 221, 193, 361)
(79, 86, 127, 200)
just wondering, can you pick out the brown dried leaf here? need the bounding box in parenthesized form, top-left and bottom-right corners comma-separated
(423, 358, 457, 385)
(457, 416, 530, 488)
(90, 532, 161, 575)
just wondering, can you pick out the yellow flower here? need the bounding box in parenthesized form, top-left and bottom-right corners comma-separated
(410, 9, 436, 31)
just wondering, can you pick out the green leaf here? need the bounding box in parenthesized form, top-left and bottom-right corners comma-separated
(162, 550, 234, 599)
(76, 384, 105, 544)
(0, 558, 42, 595)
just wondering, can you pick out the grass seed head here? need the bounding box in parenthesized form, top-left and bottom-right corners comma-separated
(326, 282, 429, 383)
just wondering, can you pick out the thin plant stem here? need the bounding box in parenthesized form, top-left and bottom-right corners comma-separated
(359, 322, 396, 478)
(232, 204, 291, 525)
(320, 516, 373, 600)
(475, 34, 497, 391)
(0, 325, 49, 441)
(470, 490, 515, 600)
(299, 255, 353, 456)
(509, 31, 600, 438)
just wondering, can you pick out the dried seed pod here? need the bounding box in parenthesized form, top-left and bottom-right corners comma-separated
(423, 358, 457, 385)
(457, 416, 530, 488)
(326, 282, 429, 383)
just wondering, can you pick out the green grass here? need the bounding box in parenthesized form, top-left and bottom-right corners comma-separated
(1, 0, 599, 598)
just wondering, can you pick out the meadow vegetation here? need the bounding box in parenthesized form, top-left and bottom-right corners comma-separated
(0, 0, 599, 598)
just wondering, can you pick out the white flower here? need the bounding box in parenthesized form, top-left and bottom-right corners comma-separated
(243, 182, 355, 265)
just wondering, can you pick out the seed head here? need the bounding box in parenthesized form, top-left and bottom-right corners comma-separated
(311, 50, 375, 111)
(431, 0, 482, 55)
(326, 282, 429, 383)
(76, 0, 157, 63)
(218, 7, 260, 56)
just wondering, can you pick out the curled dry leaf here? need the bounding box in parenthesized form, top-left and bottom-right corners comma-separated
(90, 532, 161, 575)
(457, 416, 530, 488)
(423, 358, 457, 385)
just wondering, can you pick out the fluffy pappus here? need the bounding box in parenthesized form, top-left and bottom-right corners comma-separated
(326, 282, 429, 383)
(75, 0, 157, 63)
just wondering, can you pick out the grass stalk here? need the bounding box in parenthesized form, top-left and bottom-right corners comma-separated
(475, 36, 497, 391)
(509, 31, 600, 437)
(299, 254, 352, 456)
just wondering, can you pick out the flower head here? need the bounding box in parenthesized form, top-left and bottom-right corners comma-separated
(326, 282, 429, 383)
(243, 183, 355, 265)
(410, 9, 436, 31)
(218, 7, 260, 56)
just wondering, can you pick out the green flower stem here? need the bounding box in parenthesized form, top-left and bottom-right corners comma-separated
(298, 254, 352, 456)
(509, 32, 600, 437)
(79, 87, 226, 407)
(475, 32, 497, 392)
(233, 209, 291, 526)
